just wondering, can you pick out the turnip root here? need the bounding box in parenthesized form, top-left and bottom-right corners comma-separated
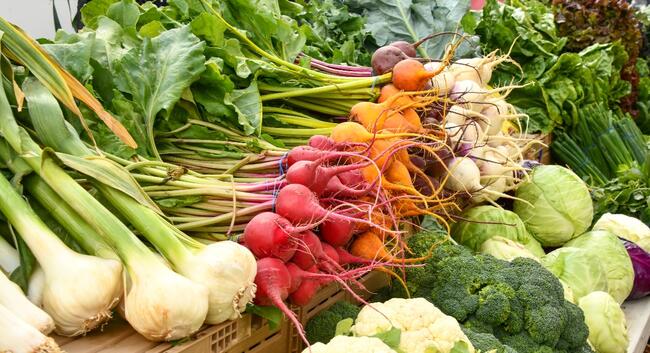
(444, 157, 522, 203)
(449, 50, 511, 84)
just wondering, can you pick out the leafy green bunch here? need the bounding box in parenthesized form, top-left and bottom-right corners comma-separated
(466, 0, 631, 133)
(550, 0, 644, 115)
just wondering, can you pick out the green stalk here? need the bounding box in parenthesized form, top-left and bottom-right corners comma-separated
(23, 176, 118, 261)
(260, 74, 391, 101)
(266, 114, 337, 128)
(284, 98, 349, 116)
(262, 126, 333, 137)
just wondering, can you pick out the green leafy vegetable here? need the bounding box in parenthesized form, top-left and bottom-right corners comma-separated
(348, 0, 472, 59)
(113, 25, 206, 158)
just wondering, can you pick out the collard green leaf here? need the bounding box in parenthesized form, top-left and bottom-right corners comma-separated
(9, 235, 36, 293)
(348, 0, 470, 59)
(113, 25, 206, 158)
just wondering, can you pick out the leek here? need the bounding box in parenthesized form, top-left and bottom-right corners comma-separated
(0, 269, 54, 334)
(0, 304, 62, 353)
(0, 77, 209, 341)
(0, 235, 19, 273)
(0, 170, 122, 336)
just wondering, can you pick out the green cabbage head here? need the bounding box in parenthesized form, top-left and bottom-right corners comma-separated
(541, 247, 608, 300)
(593, 213, 650, 253)
(578, 291, 629, 353)
(564, 231, 634, 303)
(452, 206, 545, 258)
(514, 165, 593, 247)
(479, 236, 540, 261)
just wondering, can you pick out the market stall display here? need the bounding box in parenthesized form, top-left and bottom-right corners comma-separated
(0, 0, 649, 352)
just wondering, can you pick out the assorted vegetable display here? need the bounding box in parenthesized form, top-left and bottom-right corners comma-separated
(0, 0, 649, 353)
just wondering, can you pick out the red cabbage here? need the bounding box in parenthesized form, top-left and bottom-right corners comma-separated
(623, 239, 650, 299)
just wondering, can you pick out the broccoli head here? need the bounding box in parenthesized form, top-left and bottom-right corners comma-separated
(397, 231, 591, 353)
(305, 302, 360, 344)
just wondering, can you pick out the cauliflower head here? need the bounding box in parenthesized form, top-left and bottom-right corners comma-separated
(303, 336, 397, 353)
(351, 298, 475, 353)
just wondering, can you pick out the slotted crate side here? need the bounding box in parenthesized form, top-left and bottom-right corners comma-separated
(55, 314, 259, 353)
(54, 272, 389, 353)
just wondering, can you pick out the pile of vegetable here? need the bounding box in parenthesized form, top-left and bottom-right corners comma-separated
(3, 1, 650, 353)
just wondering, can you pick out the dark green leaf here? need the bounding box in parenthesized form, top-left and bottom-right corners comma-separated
(231, 80, 262, 135)
(245, 304, 283, 331)
(9, 234, 36, 293)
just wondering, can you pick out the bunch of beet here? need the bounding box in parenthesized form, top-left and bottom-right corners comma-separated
(242, 135, 401, 346)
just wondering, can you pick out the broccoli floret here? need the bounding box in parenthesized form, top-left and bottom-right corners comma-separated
(497, 331, 555, 353)
(406, 229, 450, 256)
(525, 305, 567, 346)
(463, 315, 497, 334)
(431, 278, 480, 321)
(462, 327, 517, 353)
(403, 232, 457, 297)
(430, 251, 486, 320)
(555, 302, 590, 350)
(476, 283, 516, 325)
(501, 296, 525, 334)
(305, 302, 360, 344)
(398, 231, 591, 352)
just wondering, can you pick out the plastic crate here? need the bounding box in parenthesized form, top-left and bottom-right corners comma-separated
(53, 313, 281, 353)
(54, 271, 390, 353)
